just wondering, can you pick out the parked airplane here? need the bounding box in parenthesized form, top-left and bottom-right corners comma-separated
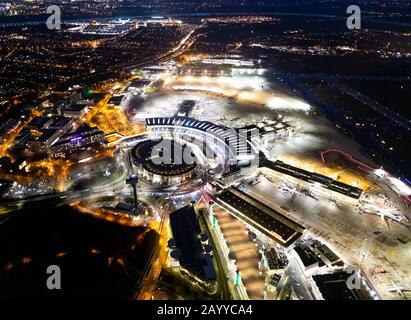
(388, 280, 411, 299)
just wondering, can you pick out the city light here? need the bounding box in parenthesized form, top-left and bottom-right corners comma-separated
(0, 3, 409, 304)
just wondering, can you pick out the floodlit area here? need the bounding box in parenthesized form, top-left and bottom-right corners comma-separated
(167, 74, 311, 112)
(2, 55, 410, 301)
(276, 153, 376, 191)
(244, 171, 411, 300)
(119, 61, 411, 299)
(126, 66, 382, 205)
(126, 68, 312, 131)
(266, 113, 371, 164)
(1, 1, 410, 303)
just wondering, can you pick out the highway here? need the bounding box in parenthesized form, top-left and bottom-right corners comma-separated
(126, 23, 205, 71)
(330, 80, 411, 131)
(133, 197, 169, 300)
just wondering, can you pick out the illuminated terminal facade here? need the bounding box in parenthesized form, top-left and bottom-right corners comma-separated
(145, 116, 259, 167)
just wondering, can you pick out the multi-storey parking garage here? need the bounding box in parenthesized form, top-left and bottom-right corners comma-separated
(132, 138, 197, 185)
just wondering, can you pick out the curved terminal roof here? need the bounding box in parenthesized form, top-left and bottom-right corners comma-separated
(145, 116, 257, 161)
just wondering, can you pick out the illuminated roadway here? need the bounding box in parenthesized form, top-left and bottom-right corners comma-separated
(133, 181, 200, 300)
(126, 23, 206, 71)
